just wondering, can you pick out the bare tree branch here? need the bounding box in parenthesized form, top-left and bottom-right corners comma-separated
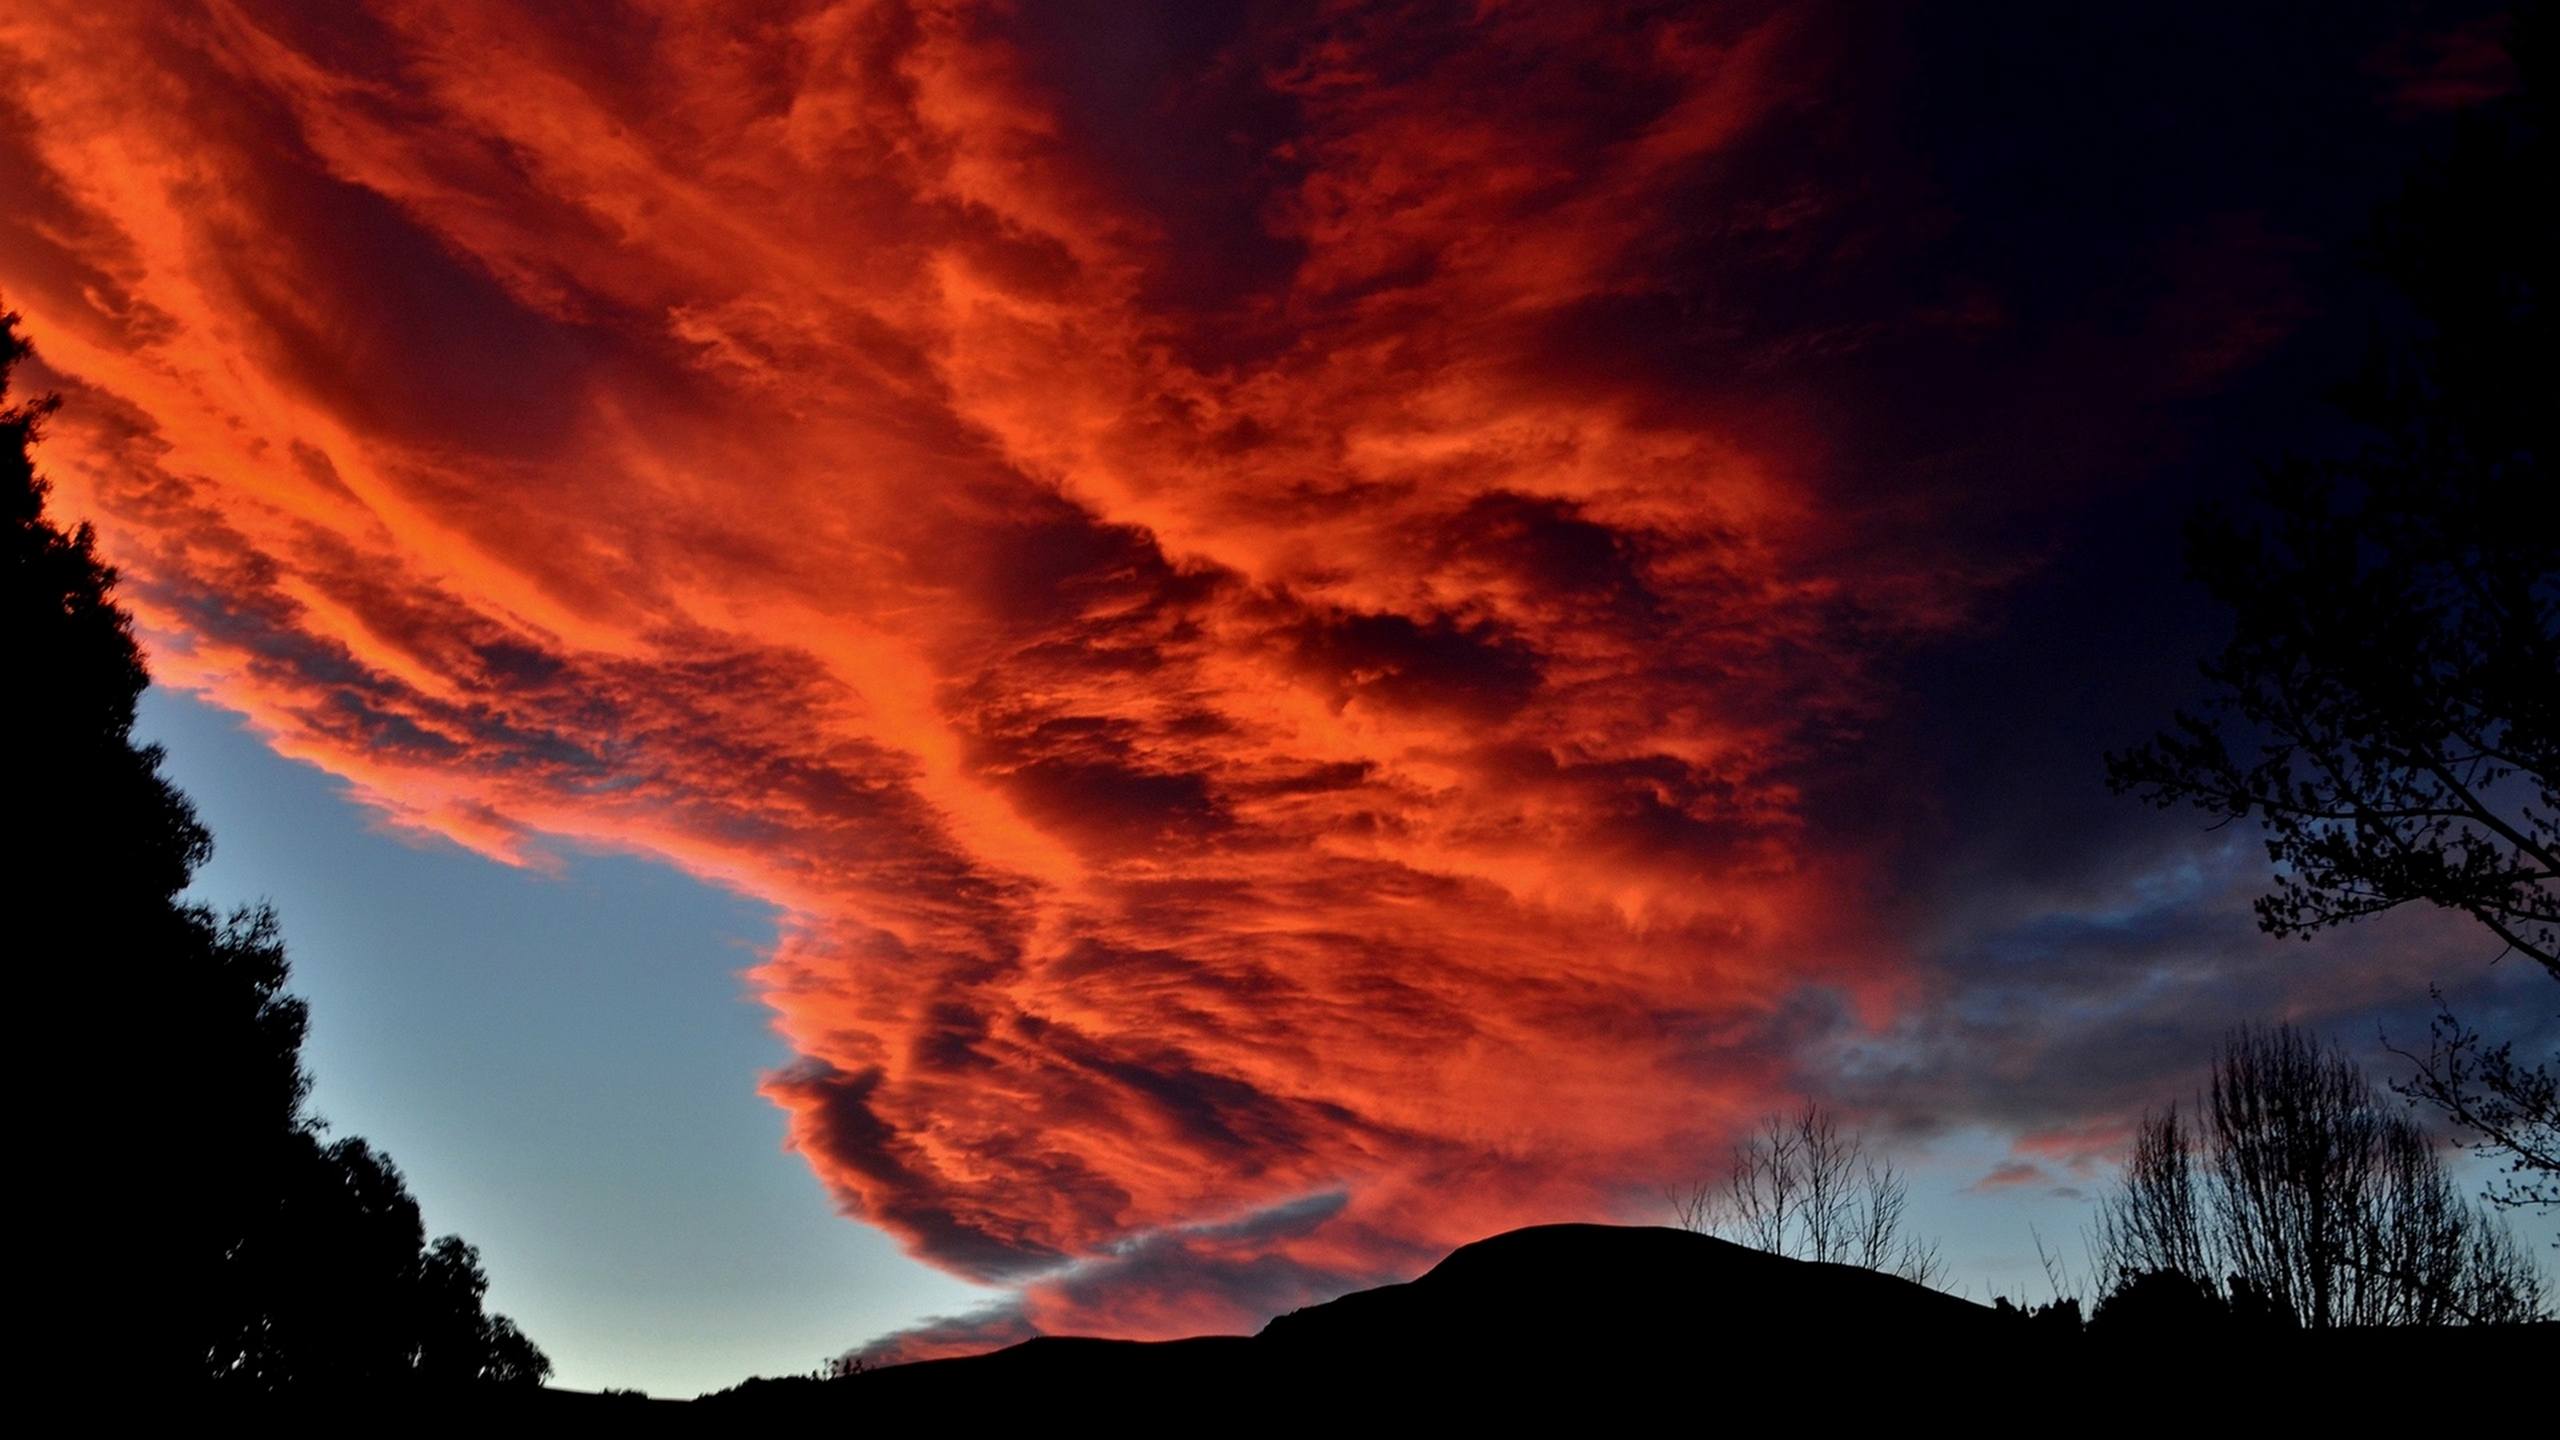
(1670, 1102, 1946, 1287)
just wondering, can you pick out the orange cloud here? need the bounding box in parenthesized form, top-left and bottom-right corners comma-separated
(2, 0, 2015, 1337)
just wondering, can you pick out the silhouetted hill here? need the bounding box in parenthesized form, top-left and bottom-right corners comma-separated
(1259, 1222, 2000, 1360)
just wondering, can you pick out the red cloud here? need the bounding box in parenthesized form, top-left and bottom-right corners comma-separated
(1967, 1161, 2052, 1193)
(2011, 1120, 2140, 1176)
(1, 0, 2244, 1340)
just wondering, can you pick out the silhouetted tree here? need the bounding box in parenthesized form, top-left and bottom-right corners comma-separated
(5, 306, 549, 1391)
(1670, 1101, 1946, 1287)
(2385, 993, 2556, 1219)
(1992, 1293, 2085, 1337)
(421, 1237, 555, 1385)
(2105, 5, 2556, 1217)
(2086, 1268, 2238, 1340)
(2092, 1025, 2544, 1327)
(2088, 1100, 2209, 1289)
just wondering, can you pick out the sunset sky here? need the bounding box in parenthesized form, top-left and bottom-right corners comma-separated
(4, 0, 2549, 1396)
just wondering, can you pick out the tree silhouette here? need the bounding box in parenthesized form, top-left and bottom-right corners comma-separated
(2386, 999, 2556, 1217)
(5, 305, 550, 1391)
(2086, 1268, 2235, 1340)
(2105, 5, 2556, 1212)
(1669, 1101, 1946, 1287)
(2091, 1025, 2544, 1327)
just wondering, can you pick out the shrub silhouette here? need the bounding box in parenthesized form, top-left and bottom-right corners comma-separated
(2086, 1268, 2298, 1340)
(5, 306, 549, 1391)
(2088, 1269, 2233, 1339)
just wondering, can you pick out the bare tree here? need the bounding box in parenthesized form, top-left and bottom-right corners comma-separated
(2090, 1104, 2209, 1285)
(2093, 1024, 2546, 1326)
(1671, 1102, 1945, 1288)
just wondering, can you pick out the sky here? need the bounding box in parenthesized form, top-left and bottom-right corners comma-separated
(3, 0, 2551, 1395)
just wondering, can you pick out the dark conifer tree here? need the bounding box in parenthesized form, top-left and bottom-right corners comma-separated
(5, 307, 549, 1391)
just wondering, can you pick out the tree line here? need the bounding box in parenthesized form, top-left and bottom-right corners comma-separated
(7, 308, 549, 1392)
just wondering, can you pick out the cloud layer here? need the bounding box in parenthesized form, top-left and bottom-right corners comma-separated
(4, 0, 2519, 1343)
